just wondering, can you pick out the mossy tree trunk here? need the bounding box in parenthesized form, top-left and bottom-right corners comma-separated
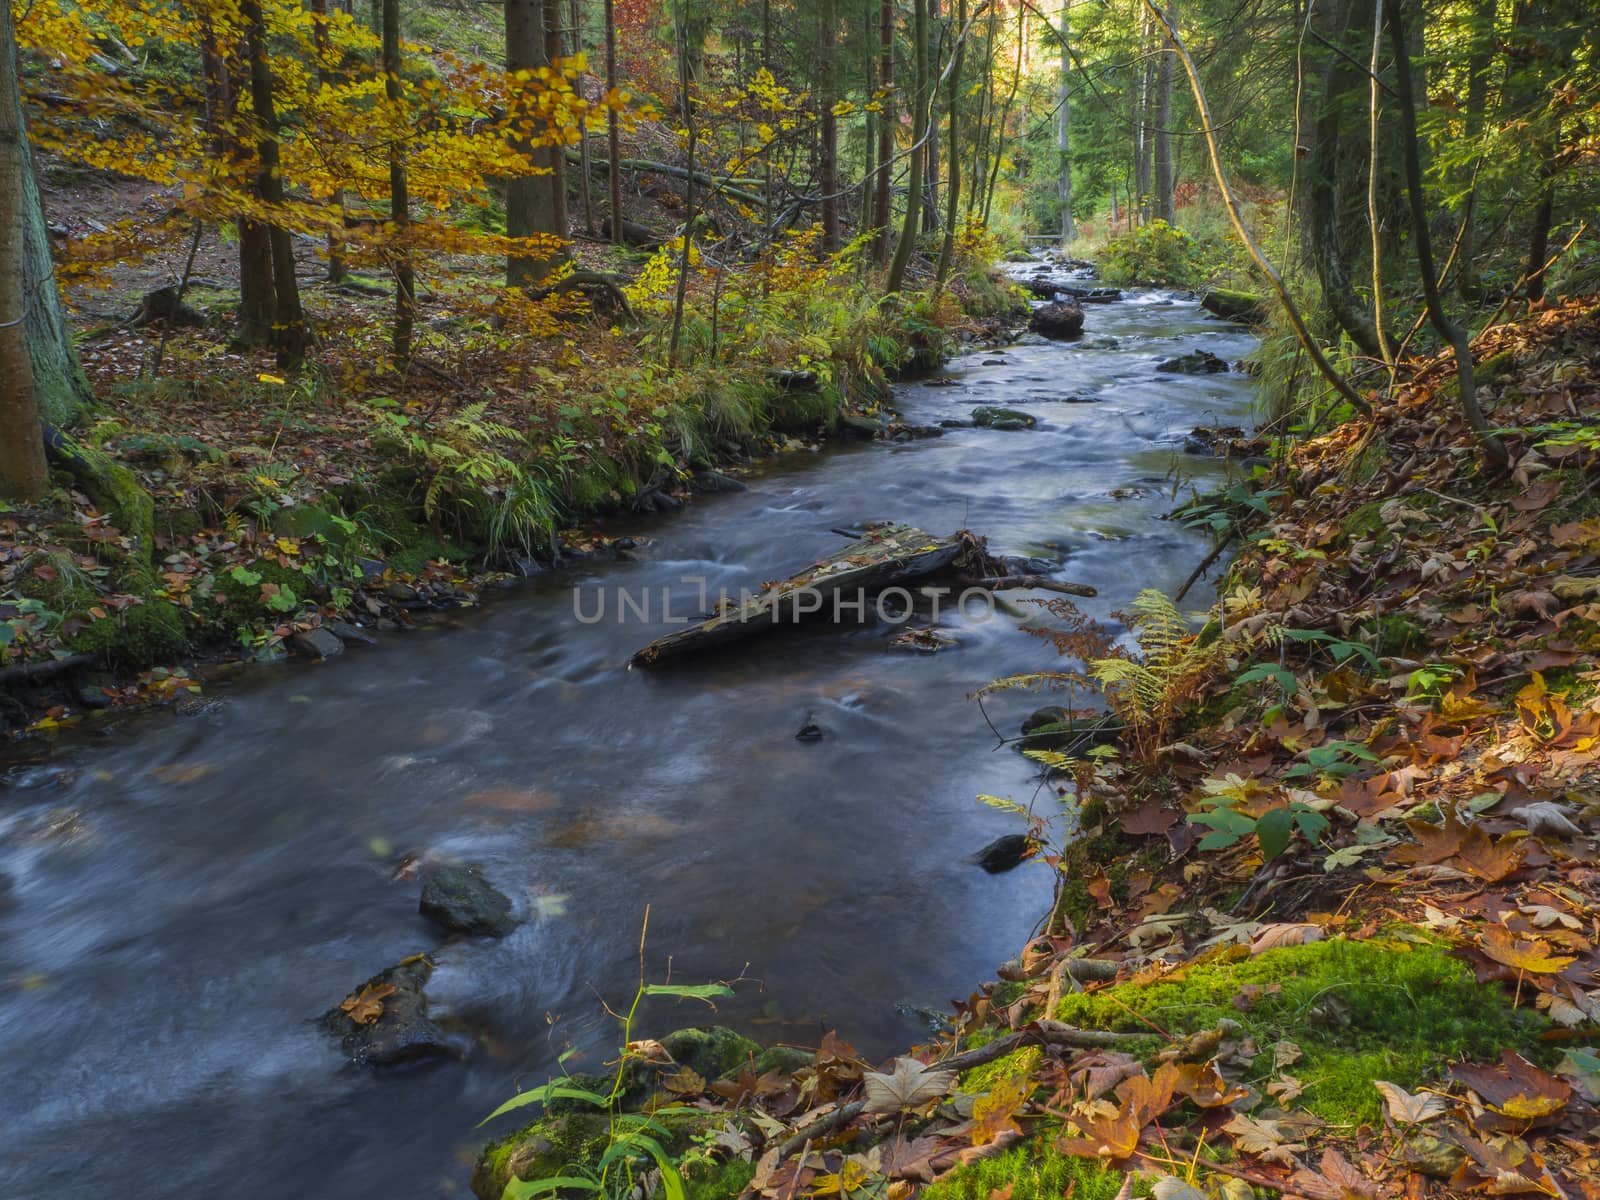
(0, 0, 49, 498)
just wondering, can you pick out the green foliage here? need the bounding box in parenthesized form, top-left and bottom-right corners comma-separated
(1095, 221, 1203, 288)
(1088, 589, 1220, 752)
(1054, 937, 1545, 1123)
(480, 963, 738, 1200)
(1187, 774, 1331, 859)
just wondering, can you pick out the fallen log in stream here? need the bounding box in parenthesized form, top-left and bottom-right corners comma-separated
(629, 524, 1095, 666)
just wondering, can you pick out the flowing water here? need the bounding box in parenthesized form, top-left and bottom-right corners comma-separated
(0, 282, 1257, 1199)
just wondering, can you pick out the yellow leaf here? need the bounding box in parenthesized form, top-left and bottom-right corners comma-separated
(339, 981, 396, 1024)
(1480, 925, 1577, 975)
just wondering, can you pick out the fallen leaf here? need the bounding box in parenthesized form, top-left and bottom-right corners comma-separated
(339, 981, 396, 1025)
(1374, 1080, 1449, 1125)
(861, 1057, 955, 1114)
(1480, 926, 1577, 975)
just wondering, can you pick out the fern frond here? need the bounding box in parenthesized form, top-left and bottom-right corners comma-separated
(969, 671, 1084, 700)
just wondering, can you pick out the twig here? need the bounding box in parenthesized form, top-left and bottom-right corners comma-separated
(1173, 527, 1237, 603)
(965, 574, 1097, 598)
(776, 1104, 864, 1161)
(933, 1020, 1144, 1075)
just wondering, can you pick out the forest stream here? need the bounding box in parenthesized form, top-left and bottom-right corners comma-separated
(0, 283, 1258, 1198)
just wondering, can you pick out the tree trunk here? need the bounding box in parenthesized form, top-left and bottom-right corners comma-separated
(886, 0, 928, 292)
(382, 0, 413, 363)
(1388, 0, 1505, 467)
(1455, 0, 1493, 302)
(604, 0, 623, 244)
(1151, 0, 1175, 224)
(1303, 0, 1388, 360)
(571, 0, 595, 237)
(10, 39, 93, 431)
(871, 0, 894, 263)
(922, 0, 941, 236)
(1057, 0, 1075, 241)
(818, 0, 840, 253)
(0, 0, 48, 498)
(310, 0, 348, 282)
(242, 0, 309, 368)
(667, 0, 697, 366)
(1136, 8, 1154, 222)
(935, 0, 966, 285)
(982, 0, 1024, 225)
(506, 0, 569, 287)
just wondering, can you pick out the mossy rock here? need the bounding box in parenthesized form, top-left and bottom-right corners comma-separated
(67, 597, 186, 667)
(1053, 936, 1545, 1123)
(659, 1025, 761, 1082)
(474, 1111, 614, 1199)
(272, 503, 353, 546)
(473, 1106, 748, 1200)
(750, 1043, 814, 1076)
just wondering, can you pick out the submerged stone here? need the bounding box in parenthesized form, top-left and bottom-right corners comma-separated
(971, 406, 1037, 429)
(290, 627, 344, 660)
(420, 863, 517, 938)
(322, 958, 457, 1068)
(1156, 349, 1229, 374)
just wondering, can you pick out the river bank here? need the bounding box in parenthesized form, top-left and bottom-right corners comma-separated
(467, 297, 1600, 1200)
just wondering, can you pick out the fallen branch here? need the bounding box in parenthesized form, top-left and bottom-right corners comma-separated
(775, 1102, 866, 1160)
(964, 574, 1097, 597)
(1173, 528, 1237, 603)
(936, 1020, 1145, 1075)
(0, 653, 95, 688)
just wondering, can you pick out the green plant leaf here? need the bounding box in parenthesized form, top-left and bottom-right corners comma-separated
(640, 983, 735, 1001)
(503, 1176, 600, 1199)
(1256, 807, 1294, 861)
(478, 1083, 609, 1126)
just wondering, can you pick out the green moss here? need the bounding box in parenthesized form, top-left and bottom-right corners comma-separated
(1054, 937, 1544, 1123)
(67, 597, 186, 666)
(659, 1026, 761, 1081)
(684, 1158, 755, 1200)
(958, 1047, 1040, 1094)
(1338, 500, 1388, 543)
(1361, 613, 1429, 656)
(922, 1144, 1146, 1200)
(473, 1112, 612, 1200)
(990, 981, 1027, 1008)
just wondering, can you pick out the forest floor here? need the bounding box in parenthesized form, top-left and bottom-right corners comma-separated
(471, 299, 1600, 1200)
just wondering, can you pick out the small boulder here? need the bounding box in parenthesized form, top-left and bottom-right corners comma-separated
(659, 1026, 762, 1081)
(322, 959, 457, 1067)
(1029, 300, 1085, 340)
(290, 627, 345, 660)
(839, 412, 889, 439)
(325, 619, 377, 646)
(1021, 705, 1069, 737)
(971, 833, 1036, 874)
(1019, 708, 1124, 752)
(795, 713, 824, 743)
(972, 407, 1037, 430)
(1156, 349, 1229, 374)
(688, 471, 747, 494)
(420, 863, 517, 938)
